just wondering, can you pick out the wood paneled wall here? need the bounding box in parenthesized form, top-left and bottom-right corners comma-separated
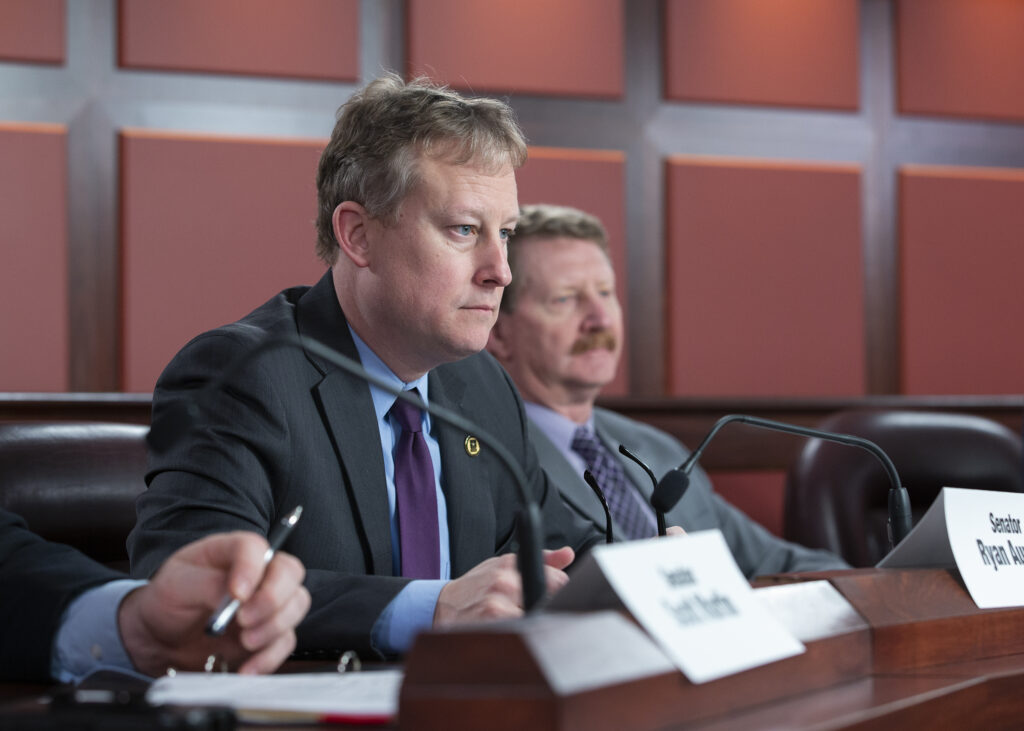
(4, 0, 1024, 397)
(3, 0, 1024, 398)
(3, 1, 1024, 534)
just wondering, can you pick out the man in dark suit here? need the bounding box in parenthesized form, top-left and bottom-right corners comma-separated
(129, 74, 603, 658)
(1, 508, 309, 681)
(487, 204, 848, 577)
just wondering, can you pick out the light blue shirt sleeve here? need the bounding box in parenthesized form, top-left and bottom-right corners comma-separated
(370, 579, 447, 654)
(51, 579, 149, 683)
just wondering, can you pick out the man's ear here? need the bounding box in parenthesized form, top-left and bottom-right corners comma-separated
(333, 201, 372, 268)
(486, 314, 513, 361)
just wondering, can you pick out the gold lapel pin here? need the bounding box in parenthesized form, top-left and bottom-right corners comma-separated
(464, 435, 481, 456)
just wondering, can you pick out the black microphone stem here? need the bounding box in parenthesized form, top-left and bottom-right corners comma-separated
(680, 414, 913, 547)
(618, 444, 668, 537)
(582, 470, 614, 544)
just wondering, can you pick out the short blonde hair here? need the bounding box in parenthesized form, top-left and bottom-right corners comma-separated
(315, 73, 528, 264)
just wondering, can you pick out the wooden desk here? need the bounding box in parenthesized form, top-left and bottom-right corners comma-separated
(6, 661, 1024, 730)
(400, 569, 1024, 730)
(4, 569, 1023, 729)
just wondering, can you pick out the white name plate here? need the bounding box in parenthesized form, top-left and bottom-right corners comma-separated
(879, 487, 1024, 608)
(553, 530, 805, 684)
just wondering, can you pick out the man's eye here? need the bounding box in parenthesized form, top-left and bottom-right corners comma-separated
(500, 228, 514, 240)
(455, 224, 477, 236)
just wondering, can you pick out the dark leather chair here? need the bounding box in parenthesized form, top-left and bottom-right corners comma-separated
(784, 410, 1024, 568)
(0, 422, 149, 571)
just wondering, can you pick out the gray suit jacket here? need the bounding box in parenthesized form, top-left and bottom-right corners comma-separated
(529, 407, 848, 578)
(128, 270, 602, 657)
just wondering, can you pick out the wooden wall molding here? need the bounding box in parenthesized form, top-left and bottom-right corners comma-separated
(2, 393, 1020, 472)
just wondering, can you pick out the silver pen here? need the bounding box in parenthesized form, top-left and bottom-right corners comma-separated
(205, 505, 303, 636)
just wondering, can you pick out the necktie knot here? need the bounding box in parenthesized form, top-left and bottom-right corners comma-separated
(571, 427, 604, 463)
(390, 396, 424, 434)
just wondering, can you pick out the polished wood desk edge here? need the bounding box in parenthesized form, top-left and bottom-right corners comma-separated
(400, 568, 1024, 730)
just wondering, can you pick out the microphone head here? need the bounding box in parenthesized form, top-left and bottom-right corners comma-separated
(652, 469, 690, 514)
(147, 399, 202, 454)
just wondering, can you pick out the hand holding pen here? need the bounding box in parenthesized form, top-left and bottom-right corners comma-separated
(117, 506, 310, 676)
(207, 505, 304, 635)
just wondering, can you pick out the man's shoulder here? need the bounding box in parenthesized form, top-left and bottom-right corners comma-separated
(594, 406, 677, 444)
(156, 285, 314, 388)
(181, 286, 310, 350)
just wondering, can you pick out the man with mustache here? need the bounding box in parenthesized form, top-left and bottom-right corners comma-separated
(488, 204, 847, 576)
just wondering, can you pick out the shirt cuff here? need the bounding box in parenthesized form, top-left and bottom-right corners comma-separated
(51, 579, 148, 684)
(371, 580, 446, 655)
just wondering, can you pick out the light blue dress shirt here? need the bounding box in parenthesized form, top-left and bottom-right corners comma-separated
(51, 578, 148, 683)
(349, 327, 449, 654)
(525, 402, 590, 476)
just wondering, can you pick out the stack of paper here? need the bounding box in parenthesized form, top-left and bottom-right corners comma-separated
(147, 669, 402, 725)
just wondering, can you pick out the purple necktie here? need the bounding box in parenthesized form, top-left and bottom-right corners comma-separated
(571, 426, 657, 540)
(391, 396, 441, 579)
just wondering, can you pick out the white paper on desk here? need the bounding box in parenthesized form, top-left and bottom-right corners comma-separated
(593, 530, 805, 684)
(878, 487, 1024, 609)
(945, 487, 1024, 608)
(147, 669, 401, 723)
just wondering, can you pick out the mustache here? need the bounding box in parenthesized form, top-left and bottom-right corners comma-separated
(570, 331, 618, 355)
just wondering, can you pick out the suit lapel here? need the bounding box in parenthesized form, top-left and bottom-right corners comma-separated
(429, 367, 494, 575)
(528, 410, 661, 540)
(527, 421, 609, 529)
(595, 409, 708, 532)
(297, 271, 393, 575)
(595, 411, 657, 502)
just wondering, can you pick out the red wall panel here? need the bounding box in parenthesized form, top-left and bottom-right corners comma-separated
(0, 123, 68, 391)
(665, 157, 865, 397)
(515, 147, 629, 395)
(407, 0, 623, 99)
(898, 0, 1024, 123)
(664, 0, 859, 110)
(120, 130, 327, 392)
(118, 0, 358, 81)
(900, 165, 1024, 394)
(0, 0, 64, 64)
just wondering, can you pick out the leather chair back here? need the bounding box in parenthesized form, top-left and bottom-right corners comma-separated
(784, 410, 1024, 568)
(0, 422, 148, 571)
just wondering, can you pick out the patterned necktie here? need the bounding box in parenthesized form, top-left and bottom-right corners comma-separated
(390, 396, 441, 579)
(571, 426, 657, 540)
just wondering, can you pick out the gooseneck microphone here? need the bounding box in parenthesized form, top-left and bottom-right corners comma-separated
(661, 414, 914, 549)
(582, 470, 614, 544)
(148, 331, 548, 612)
(618, 444, 671, 537)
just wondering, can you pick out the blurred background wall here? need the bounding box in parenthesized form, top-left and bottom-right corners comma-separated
(2, 0, 1023, 530)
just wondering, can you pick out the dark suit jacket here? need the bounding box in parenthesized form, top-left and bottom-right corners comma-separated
(530, 407, 849, 578)
(0, 509, 123, 681)
(129, 270, 602, 657)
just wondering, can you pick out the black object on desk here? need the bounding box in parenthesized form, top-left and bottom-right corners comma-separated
(0, 670, 236, 730)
